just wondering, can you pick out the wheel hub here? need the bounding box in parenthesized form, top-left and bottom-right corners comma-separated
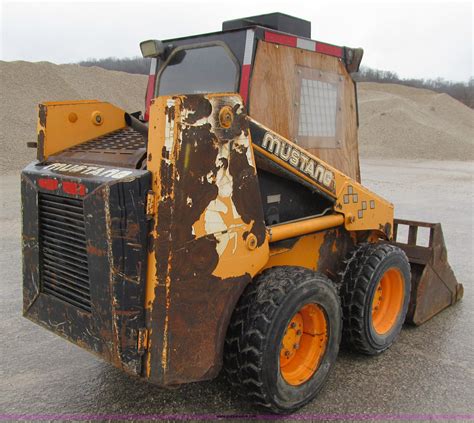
(280, 303, 328, 386)
(371, 267, 405, 335)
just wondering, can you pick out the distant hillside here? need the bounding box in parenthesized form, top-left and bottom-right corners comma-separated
(354, 67, 473, 109)
(78, 57, 151, 75)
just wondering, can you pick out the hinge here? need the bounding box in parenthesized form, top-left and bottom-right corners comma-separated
(137, 327, 150, 354)
(145, 190, 156, 219)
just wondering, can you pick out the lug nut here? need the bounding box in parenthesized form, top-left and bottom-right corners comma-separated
(293, 343, 299, 350)
(296, 330, 302, 336)
(290, 322, 296, 329)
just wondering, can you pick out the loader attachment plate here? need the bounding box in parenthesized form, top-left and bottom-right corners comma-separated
(392, 219, 463, 325)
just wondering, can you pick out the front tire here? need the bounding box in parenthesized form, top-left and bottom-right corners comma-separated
(340, 243, 411, 355)
(224, 266, 341, 414)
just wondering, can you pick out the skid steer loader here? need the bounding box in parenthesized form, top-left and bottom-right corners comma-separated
(21, 13, 463, 413)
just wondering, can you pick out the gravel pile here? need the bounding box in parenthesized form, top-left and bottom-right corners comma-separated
(0, 61, 147, 173)
(0, 61, 472, 174)
(358, 82, 474, 161)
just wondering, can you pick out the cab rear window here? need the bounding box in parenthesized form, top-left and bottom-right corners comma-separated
(158, 44, 239, 96)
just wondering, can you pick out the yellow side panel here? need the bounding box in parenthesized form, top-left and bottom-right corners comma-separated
(37, 100, 126, 160)
(144, 94, 270, 383)
(264, 234, 324, 270)
(263, 229, 373, 279)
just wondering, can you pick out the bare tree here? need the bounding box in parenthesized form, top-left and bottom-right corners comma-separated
(78, 57, 151, 75)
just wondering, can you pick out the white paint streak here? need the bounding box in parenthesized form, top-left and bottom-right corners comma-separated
(164, 99, 176, 153)
(215, 144, 233, 198)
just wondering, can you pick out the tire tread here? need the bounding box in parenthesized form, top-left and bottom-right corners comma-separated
(340, 242, 410, 355)
(224, 266, 339, 413)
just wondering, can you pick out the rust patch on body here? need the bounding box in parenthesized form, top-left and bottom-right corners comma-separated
(37, 104, 47, 161)
(147, 94, 268, 385)
(37, 130, 45, 161)
(229, 142, 266, 246)
(38, 104, 47, 128)
(126, 222, 140, 239)
(317, 229, 356, 280)
(86, 244, 107, 256)
(182, 95, 212, 124)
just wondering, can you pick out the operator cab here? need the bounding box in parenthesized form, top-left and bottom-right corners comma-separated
(140, 12, 363, 225)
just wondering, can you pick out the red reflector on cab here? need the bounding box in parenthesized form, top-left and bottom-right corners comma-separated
(38, 178, 59, 191)
(316, 42, 343, 58)
(264, 30, 297, 47)
(62, 181, 86, 196)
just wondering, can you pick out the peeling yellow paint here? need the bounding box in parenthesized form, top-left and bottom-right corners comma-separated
(263, 233, 324, 271)
(144, 94, 270, 381)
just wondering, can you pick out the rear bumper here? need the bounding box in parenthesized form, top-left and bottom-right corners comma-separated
(22, 161, 150, 375)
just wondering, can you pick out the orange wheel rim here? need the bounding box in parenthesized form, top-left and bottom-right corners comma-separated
(371, 267, 405, 335)
(280, 304, 328, 386)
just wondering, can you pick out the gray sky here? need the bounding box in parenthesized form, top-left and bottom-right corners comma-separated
(1, 0, 472, 81)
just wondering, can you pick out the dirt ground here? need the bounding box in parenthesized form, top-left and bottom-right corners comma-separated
(1, 158, 472, 420)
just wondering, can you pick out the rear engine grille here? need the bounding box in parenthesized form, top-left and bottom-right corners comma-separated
(38, 193, 91, 312)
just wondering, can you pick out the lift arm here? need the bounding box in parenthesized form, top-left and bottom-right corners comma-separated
(248, 117, 395, 239)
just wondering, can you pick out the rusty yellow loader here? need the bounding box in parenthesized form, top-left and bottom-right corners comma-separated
(22, 13, 463, 413)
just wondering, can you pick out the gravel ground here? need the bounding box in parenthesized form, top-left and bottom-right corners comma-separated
(0, 159, 473, 421)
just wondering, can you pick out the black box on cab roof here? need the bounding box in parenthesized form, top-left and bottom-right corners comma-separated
(222, 12, 311, 38)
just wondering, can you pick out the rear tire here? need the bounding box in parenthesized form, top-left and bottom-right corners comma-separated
(224, 266, 341, 414)
(340, 243, 411, 355)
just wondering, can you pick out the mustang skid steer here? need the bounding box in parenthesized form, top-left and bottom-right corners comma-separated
(22, 13, 463, 413)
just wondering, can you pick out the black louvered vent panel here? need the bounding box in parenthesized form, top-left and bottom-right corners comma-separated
(38, 193, 91, 312)
(66, 127, 145, 152)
